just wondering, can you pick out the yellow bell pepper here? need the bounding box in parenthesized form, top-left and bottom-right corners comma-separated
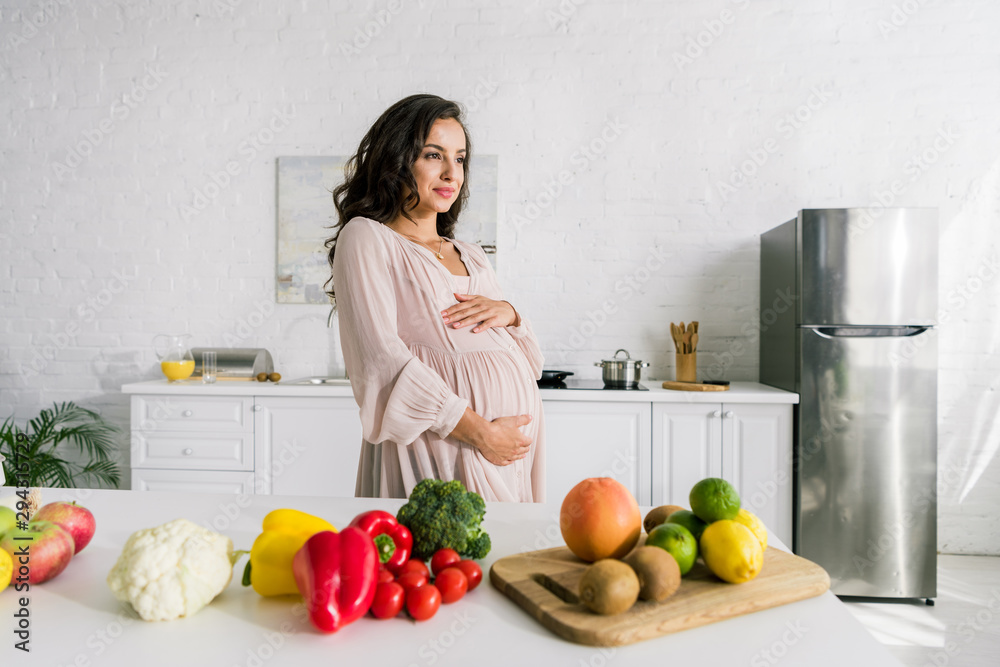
(244, 509, 337, 597)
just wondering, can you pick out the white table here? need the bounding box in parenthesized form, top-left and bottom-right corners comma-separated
(0, 488, 902, 666)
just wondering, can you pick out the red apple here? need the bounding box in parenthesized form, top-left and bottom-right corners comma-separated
(0, 521, 75, 584)
(33, 502, 96, 554)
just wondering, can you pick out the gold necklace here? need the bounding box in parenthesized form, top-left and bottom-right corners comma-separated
(403, 233, 445, 260)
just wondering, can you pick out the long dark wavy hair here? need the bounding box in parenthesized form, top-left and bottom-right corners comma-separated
(324, 94, 472, 299)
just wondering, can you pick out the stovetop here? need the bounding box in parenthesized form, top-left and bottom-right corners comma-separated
(537, 379, 649, 391)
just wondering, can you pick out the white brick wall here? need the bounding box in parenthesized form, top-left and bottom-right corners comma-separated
(1, 0, 998, 554)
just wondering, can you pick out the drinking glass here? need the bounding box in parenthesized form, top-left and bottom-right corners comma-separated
(202, 351, 217, 384)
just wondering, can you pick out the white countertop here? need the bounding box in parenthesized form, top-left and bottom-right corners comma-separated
(122, 379, 798, 404)
(1, 488, 896, 666)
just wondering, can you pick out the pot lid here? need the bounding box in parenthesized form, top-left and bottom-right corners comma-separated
(599, 349, 644, 364)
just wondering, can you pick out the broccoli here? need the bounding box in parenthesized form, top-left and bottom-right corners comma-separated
(396, 479, 492, 560)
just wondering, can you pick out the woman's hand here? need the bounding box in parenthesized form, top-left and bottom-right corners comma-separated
(477, 414, 533, 466)
(442, 294, 520, 333)
(450, 408, 532, 466)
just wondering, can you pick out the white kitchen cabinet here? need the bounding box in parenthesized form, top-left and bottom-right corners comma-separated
(131, 468, 256, 494)
(129, 394, 256, 493)
(651, 402, 792, 545)
(542, 400, 651, 505)
(723, 404, 792, 546)
(651, 403, 721, 507)
(252, 396, 362, 498)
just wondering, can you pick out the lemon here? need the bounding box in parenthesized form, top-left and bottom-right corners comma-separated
(733, 508, 768, 551)
(0, 549, 12, 590)
(689, 477, 741, 523)
(700, 520, 763, 584)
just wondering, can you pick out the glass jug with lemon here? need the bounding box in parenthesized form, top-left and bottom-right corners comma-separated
(154, 334, 195, 382)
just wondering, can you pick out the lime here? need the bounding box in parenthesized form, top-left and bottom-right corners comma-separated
(700, 520, 763, 584)
(733, 508, 768, 551)
(689, 477, 741, 523)
(645, 523, 697, 576)
(665, 509, 708, 542)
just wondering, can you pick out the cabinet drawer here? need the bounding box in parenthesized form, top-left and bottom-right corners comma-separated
(131, 395, 252, 433)
(131, 468, 256, 495)
(132, 432, 254, 471)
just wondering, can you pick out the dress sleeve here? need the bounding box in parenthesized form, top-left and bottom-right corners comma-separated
(333, 219, 468, 445)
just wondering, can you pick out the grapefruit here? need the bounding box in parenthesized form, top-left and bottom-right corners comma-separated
(560, 478, 641, 562)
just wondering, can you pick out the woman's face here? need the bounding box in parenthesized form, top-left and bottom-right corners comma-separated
(407, 117, 466, 220)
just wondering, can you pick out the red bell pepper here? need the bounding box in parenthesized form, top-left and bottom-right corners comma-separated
(349, 510, 413, 575)
(292, 528, 379, 633)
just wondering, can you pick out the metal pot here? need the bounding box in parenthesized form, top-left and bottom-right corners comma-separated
(595, 349, 649, 388)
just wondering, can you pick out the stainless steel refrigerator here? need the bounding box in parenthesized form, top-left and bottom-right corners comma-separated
(759, 208, 938, 601)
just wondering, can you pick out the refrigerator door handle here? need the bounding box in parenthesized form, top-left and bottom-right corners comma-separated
(808, 325, 931, 338)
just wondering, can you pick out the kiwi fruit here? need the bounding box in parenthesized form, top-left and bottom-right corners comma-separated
(624, 546, 681, 602)
(643, 504, 685, 534)
(268, 372, 281, 382)
(578, 559, 640, 615)
(256, 372, 268, 382)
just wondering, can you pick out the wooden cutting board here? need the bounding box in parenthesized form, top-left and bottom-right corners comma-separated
(662, 381, 729, 391)
(490, 545, 830, 647)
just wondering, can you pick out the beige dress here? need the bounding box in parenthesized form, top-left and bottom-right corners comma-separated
(332, 217, 545, 502)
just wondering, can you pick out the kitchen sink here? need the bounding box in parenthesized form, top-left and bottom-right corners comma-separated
(279, 376, 352, 386)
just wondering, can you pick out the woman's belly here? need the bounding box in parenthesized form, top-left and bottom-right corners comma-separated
(409, 344, 540, 423)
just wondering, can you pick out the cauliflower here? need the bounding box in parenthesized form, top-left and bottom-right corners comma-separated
(107, 518, 235, 621)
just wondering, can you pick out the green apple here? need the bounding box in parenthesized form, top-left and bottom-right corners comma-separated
(0, 506, 16, 539)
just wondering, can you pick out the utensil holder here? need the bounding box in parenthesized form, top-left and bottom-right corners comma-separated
(676, 352, 697, 383)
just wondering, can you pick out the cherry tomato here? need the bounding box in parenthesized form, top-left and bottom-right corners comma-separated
(430, 548, 462, 576)
(370, 582, 405, 619)
(450, 560, 483, 591)
(397, 571, 429, 593)
(378, 568, 396, 584)
(433, 567, 468, 604)
(406, 584, 442, 621)
(399, 559, 430, 579)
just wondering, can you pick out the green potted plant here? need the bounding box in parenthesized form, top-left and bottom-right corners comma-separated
(0, 401, 122, 488)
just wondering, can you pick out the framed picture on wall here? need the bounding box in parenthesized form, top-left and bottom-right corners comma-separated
(276, 155, 498, 304)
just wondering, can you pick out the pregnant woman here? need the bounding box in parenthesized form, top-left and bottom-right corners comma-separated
(325, 94, 545, 502)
